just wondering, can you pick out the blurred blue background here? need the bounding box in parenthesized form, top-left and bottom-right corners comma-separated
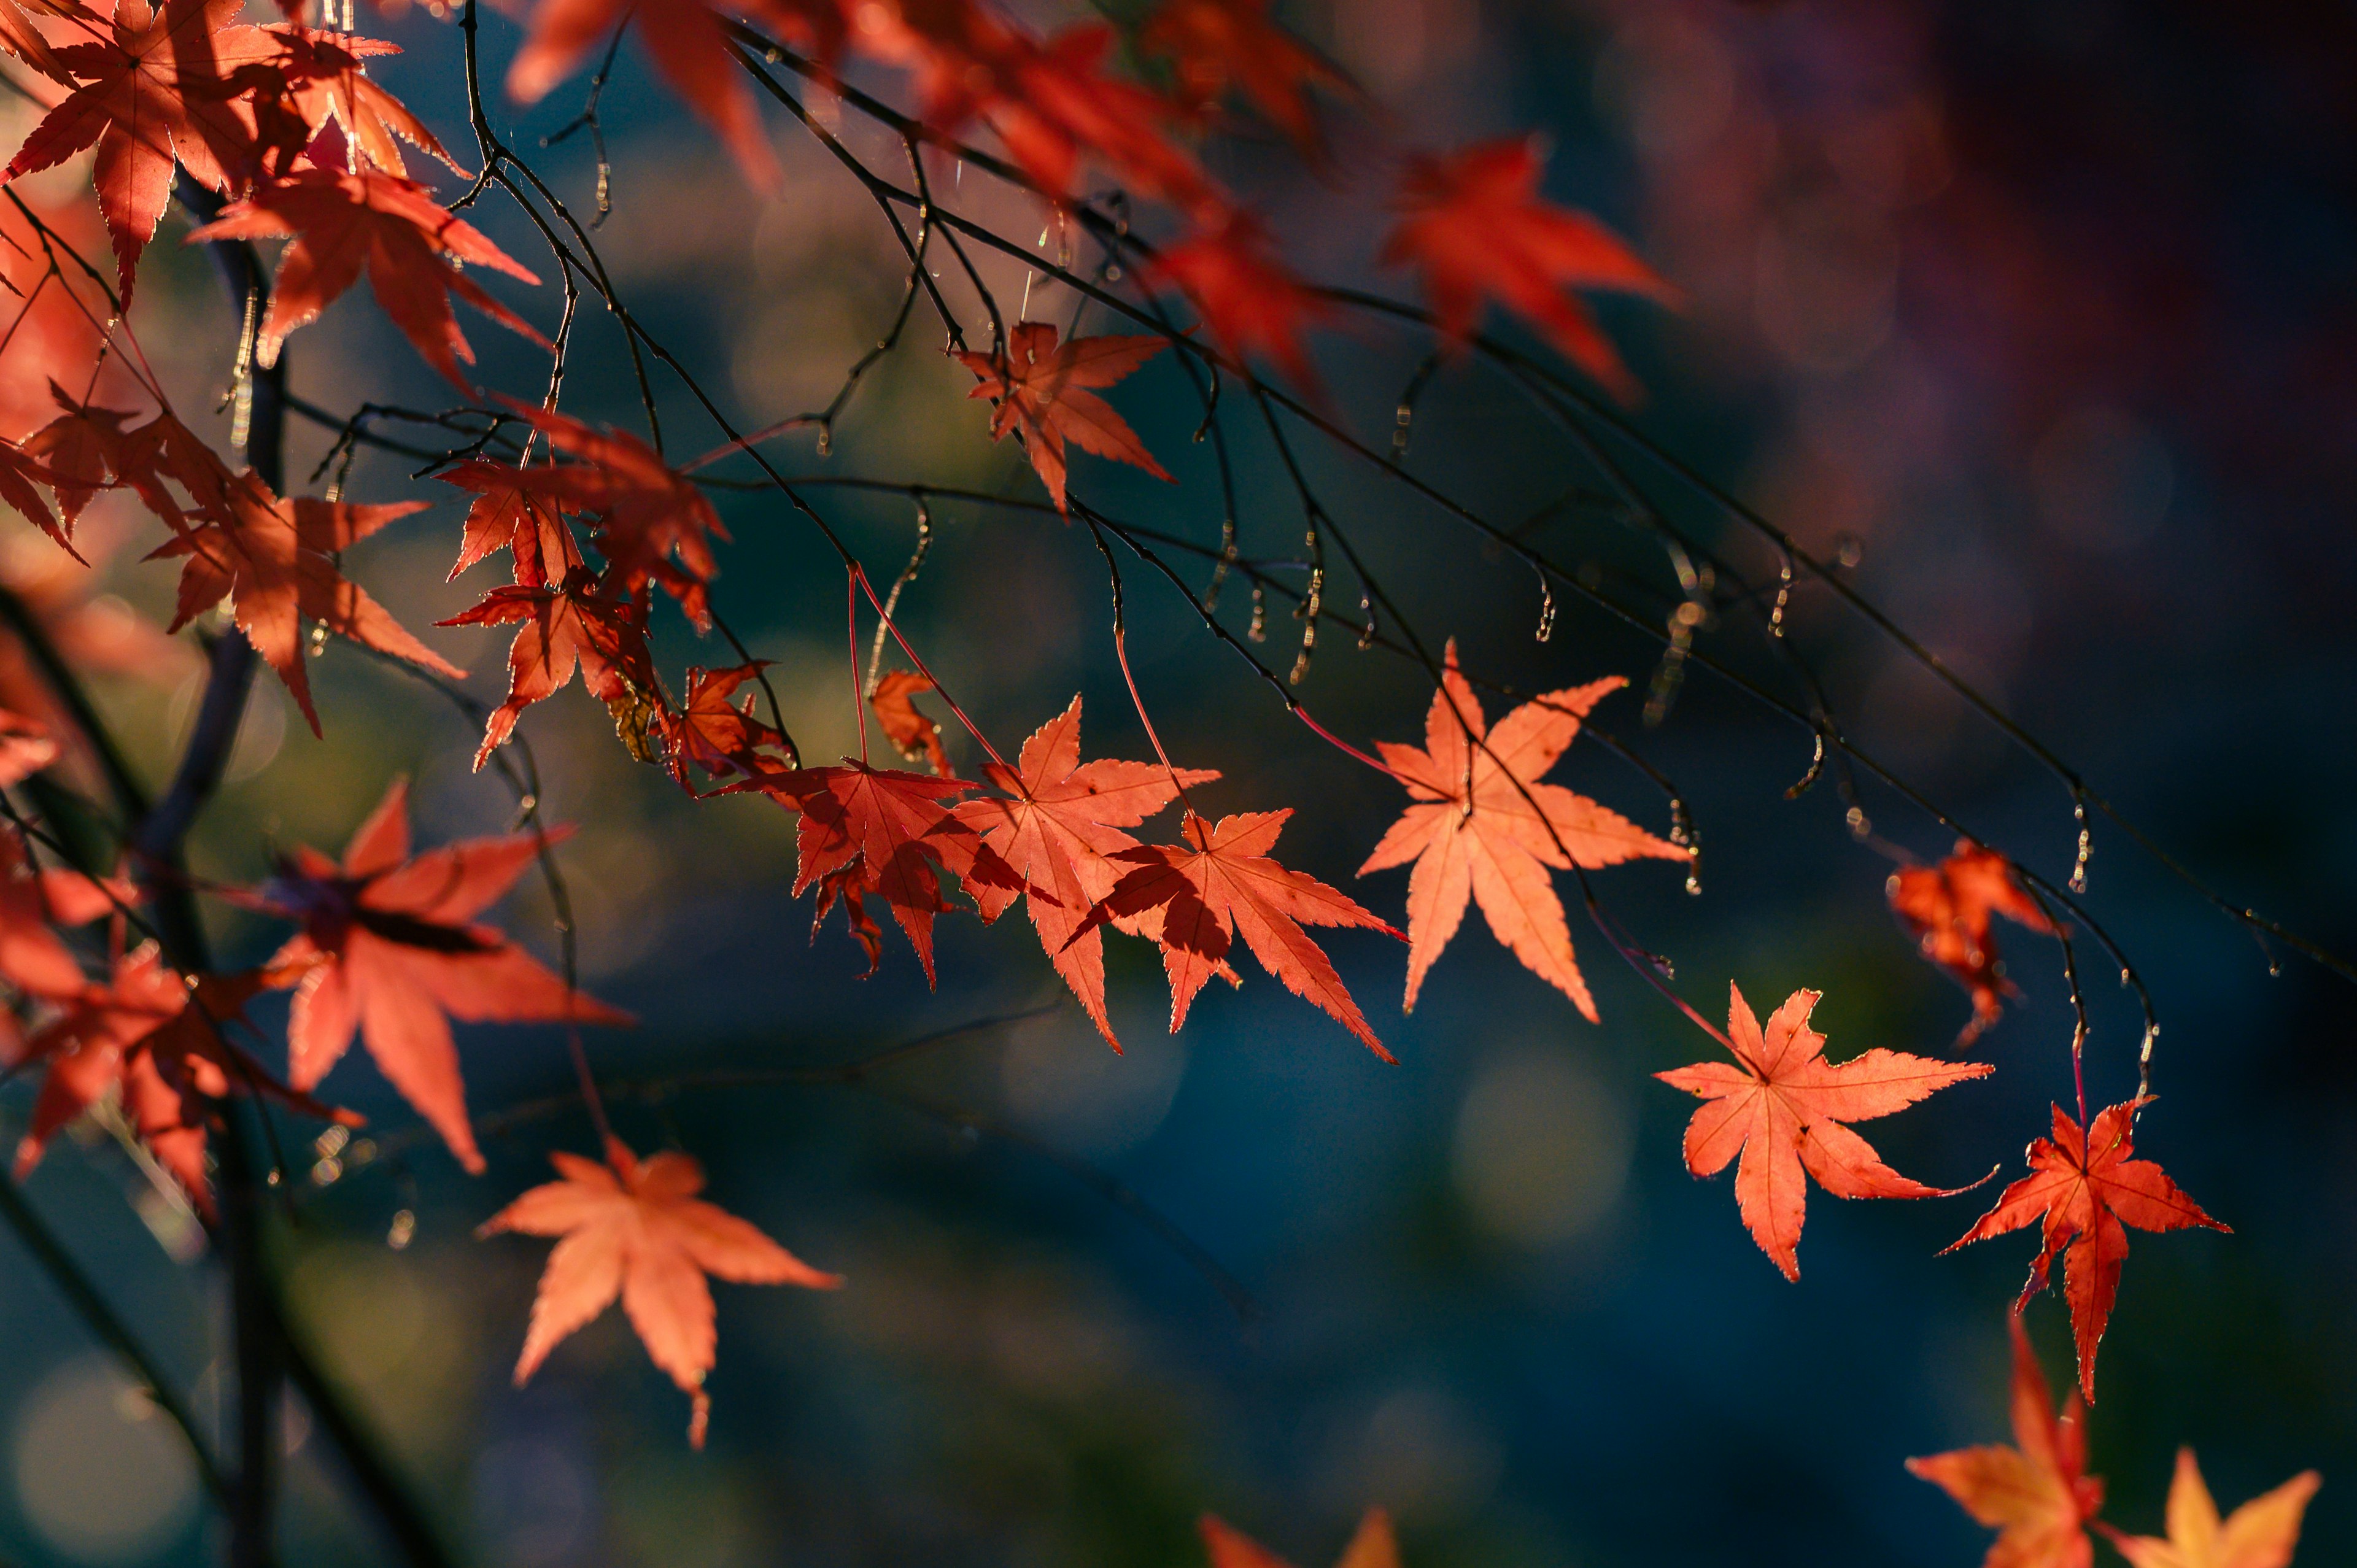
(0, 0, 2350, 1562)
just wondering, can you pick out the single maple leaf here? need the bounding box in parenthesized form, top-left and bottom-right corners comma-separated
(1, 0, 263, 298)
(492, 401, 727, 628)
(1358, 641, 1684, 1018)
(1075, 808, 1399, 1057)
(438, 457, 583, 584)
(1655, 983, 1991, 1280)
(952, 695, 1217, 1049)
(16, 383, 139, 539)
(1199, 1508, 1398, 1568)
(1139, 0, 1350, 155)
(2100, 1450, 2320, 1568)
(439, 565, 660, 770)
(659, 660, 790, 784)
(257, 779, 632, 1173)
(972, 26, 1215, 214)
(1906, 1313, 2105, 1568)
(12, 944, 356, 1216)
(225, 26, 463, 179)
(144, 469, 461, 733)
(479, 1135, 842, 1445)
(1890, 841, 2060, 1044)
(736, 760, 1022, 984)
(955, 322, 1171, 512)
(869, 668, 951, 777)
(1150, 214, 1330, 394)
(185, 169, 546, 392)
(1380, 137, 1674, 401)
(0, 439, 69, 555)
(1946, 1100, 2226, 1402)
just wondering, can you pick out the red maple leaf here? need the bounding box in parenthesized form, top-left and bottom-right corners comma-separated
(439, 565, 660, 770)
(0, 438, 69, 555)
(1946, 1100, 2226, 1402)
(1150, 213, 1329, 393)
(15, 382, 137, 540)
(257, 779, 632, 1173)
(1358, 641, 1686, 1018)
(145, 469, 462, 733)
(11, 944, 355, 1216)
(1907, 1313, 2106, 1568)
(1380, 136, 1674, 400)
(186, 169, 546, 392)
(953, 696, 1217, 1049)
(222, 26, 464, 179)
(493, 401, 727, 628)
(1890, 841, 2061, 1043)
(868, 668, 951, 777)
(1, 0, 264, 297)
(0, 825, 125, 998)
(1139, 0, 1350, 155)
(1655, 983, 1991, 1280)
(438, 456, 584, 584)
(736, 760, 1022, 984)
(1199, 1509, 1399, 1568)
(955, 322, 1171, 512)
(1076, 808, 1399, 1057)
(659, 660, 791, 784)
(479, 1135, 841, 1446)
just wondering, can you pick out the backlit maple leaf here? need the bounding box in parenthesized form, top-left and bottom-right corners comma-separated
(10, 944, 355, 1216)
(869, 668, 951, 776)
(1, 0, 263, 297)
(1907, 1313, 2105, 1568)
(1150, 214, 1329, 393)
(224, 26, 462, 178)
(1077, 808, 1399, 1057)
(1381, 137, 1674, 400)
(956, 322, 1171, 512)
(439, 565, 659, 770)
(479, 1135, 842, 1445)
(2100, 1450, 2320, 1568)
(0, 439, 68, 554)
(1655, 982, 1991, 1279)
(1946, 1100, 2226, 1401)
(1200, 1508, 1398, 1568)
(660, 661, 791, 784)
(145, 469, 462, 733)
(1358, 641, 1684, 1018)
(953, 695, 1217, 1049)
(738, 760, 1022, 984)
(257, 779, 632, 1173)
(186, 169, 546, 392)
(1139, 0, 1350, 155)
(1890, 841, 2059, 1043)
(438, 456, 583, 584)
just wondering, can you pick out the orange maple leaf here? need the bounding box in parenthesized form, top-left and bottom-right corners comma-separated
(1358, 641, 1685, 1019)
(0, 825, 127, 998)
(1139, 0, 1350, 155)
(1655, 983, 1991, 1280)
(1077, 808, 1399, 1057)
(660, 661, 791, 784)
(439, 565, 660, 770)
(869, 668, 951, 777)
(1946, 1100, 2226, 1401)
(1, 0, 263, 297)
(1200, 1508, 1398, 1568)
(186, 169, 546, 392)
(1380, 136, 1674, 400)
(953, 695, 1217, 1049)
(1890, 841, 2060, 1043)
(1908, 1313, 2106, 1568)
(145, 471, 462, 734)
(438, 457, 583, 584)
(257, 779, 632, 1173)
(2100, 1450, 2320, 1568)
(223, 26, 463, 179)
(479, 1135, 841, 1446)
(956, 322, 1171, 512)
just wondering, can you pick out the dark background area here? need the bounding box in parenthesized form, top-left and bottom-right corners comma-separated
(0, 0, 2349, 1563)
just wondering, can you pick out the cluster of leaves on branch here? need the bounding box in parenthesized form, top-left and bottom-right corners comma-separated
(0, 0, 2325, 1489)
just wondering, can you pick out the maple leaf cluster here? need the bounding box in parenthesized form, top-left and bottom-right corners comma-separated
(1910, 1315, 2320, 1568)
